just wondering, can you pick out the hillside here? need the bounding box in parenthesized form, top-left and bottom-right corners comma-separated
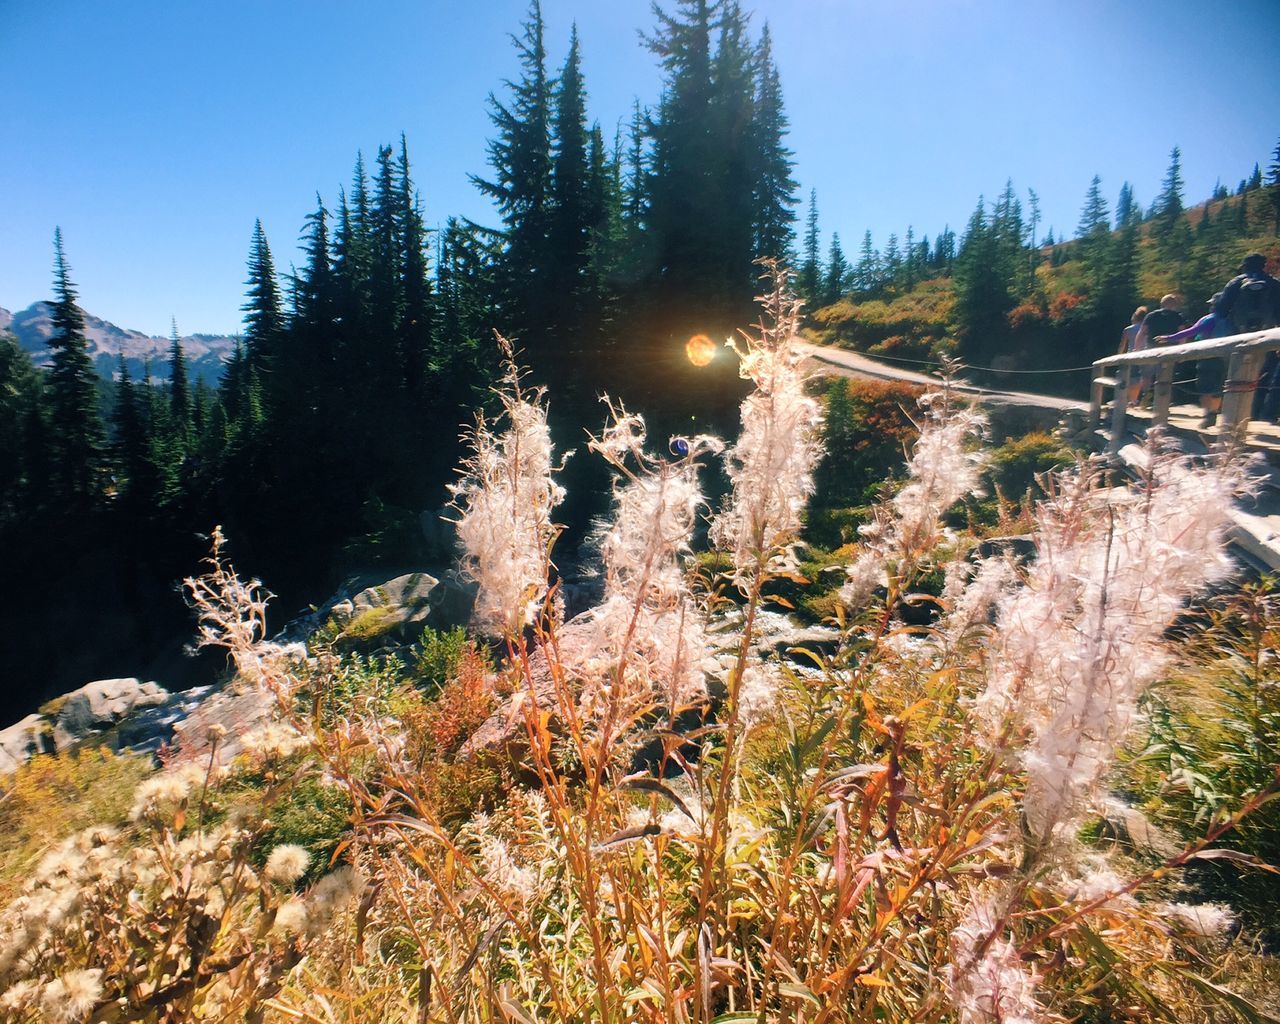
(0, 301, 235, 386)
(806, 182, 1280, 398)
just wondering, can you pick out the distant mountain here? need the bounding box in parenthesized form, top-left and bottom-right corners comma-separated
(0, 301, 237, 386)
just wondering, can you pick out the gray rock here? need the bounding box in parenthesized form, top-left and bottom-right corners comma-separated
(169, 686, 277, 766)
(0, 714, 53, 774)
(54, 677, 170, 749)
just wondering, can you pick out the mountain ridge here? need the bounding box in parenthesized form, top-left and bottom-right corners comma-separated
(0, 301, 236, 386)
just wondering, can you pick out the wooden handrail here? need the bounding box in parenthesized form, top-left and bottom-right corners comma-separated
(1094, 326, 1280, 368)
(1089, 326, 1280, 446)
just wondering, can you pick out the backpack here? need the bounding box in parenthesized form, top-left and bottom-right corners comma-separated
(1232, 274, 1277, 331)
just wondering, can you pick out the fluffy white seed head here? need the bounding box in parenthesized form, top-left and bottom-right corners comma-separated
(450, 336, 566, 635)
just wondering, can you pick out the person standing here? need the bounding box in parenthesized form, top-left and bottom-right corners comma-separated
(1129, 295, 1186, 405)
(1119, 305, 1149, 404)
(1156, 294, 1228, 428)
(1213, 252, 1280, 422)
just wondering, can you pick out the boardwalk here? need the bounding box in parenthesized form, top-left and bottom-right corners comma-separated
(799, 339, 1280, 571)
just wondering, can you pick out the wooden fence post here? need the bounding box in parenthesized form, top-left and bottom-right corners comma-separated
(1152, 362, 1174, 429)
(1108, 365, 1131, 454)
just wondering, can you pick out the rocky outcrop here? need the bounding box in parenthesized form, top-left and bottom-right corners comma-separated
(52, 677, 170, 749)
(277, 570, 475, 645)
(0, 715, 54, 774)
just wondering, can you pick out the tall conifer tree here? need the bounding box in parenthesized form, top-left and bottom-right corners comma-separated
(46, 228, 105, 508)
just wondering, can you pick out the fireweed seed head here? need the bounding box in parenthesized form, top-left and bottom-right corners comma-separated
(40, 969, 103, 1024)
(946, 901, 1041, 1024)
(264, 844, 312, 885)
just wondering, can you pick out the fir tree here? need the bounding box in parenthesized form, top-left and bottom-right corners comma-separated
(111, 355, 150, 503)
(1247, 163, 1262, 191)
(1153, 145, 1185, 240)
(397, 135, 433, 393)
(1115, 182, 1137, 228)
(822, 232, 848, 306)
(548, 24, 594, 336)
(472, 0, 553, 340)
(1076, 175, 1110, 237)
(168, 318, 190, 437)
(1267, 137, 1280, 234)
(854, 229, 879, 292)
(799, 189, 821, 302)
(242, 220, 284, 372)
(749, 22, 797, 263)
(0, 332, 46, 520)
(45, 228, 105, 508)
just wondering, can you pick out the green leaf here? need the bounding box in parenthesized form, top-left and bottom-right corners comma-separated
(778, 982, 821, 1006)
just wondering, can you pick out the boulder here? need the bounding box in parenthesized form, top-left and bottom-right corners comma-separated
(169, 685, 277, 766)
(54, 677, 170, 749)
(0, 714, 53, 774)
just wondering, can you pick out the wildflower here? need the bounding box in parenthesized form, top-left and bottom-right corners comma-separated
(712, 267, 823, 577)
(946, 901, 1041, 1024)
(839, 377, 985, 610)
(128, 771, 193, 823)
(241, 722, 309, 759)
(568, 403, 720, 718)
(1162, 901, 1237, 939)
(0, 979, 38, 1012)
(40, 969, 103, 1024)
(273, 899, 309, 935)
(305, 865, 363, 933)
(736, 664, 779, 730)
(976, 452, 1243, 844)
(264, 844, 311, 885)
(450, 336, 566, 636)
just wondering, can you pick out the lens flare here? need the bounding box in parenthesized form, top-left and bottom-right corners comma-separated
(685, 333, 717, 367)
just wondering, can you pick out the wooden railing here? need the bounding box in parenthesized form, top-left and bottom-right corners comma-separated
(1088, 326, 1280, 450)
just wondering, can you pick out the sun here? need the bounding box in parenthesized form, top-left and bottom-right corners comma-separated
(685, 333, 717, 367)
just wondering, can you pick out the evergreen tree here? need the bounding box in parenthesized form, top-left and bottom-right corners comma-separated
(1076, 174, 1110, 237)
(749, 22, 797, 263)
(242, 219, 284, 371)
(397, 135, 433, 394)
(882, 233, 902, 287)
(472, 0, 553, 340)
(903, 225, 918, 290)
(0, 332, 46, 520)
(854, 229, 879, 293)
(1248, 163, 1262, 191)
(548, 24, 594, 337)
(1267, 137, 1280, 234)
(45, 228, 105, 508)
(1027, 188, 1042, 248)
(799, 189, 821, 302)
(1153, 145, 1185, 241)
(953, 197, 1013, 360)
(822, 232, 848, 306)
(931, 225, 956, 273)
(111, 355, 150, 503)
(1115, 182, 1137, 228)
(167, 318, 190, 437)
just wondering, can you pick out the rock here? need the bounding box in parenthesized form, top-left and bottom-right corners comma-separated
(1100, 797, 1180, 859)
(0, 714, 53, 774)
(54, 677, 170, 749)
(115, 685, 215, 756)
(169, 686, 277, 766)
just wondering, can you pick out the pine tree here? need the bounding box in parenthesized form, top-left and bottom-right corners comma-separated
(883, 233, 902, 287)
(111, 355, 150, 503)
(1248, 163, 1262, 191)
(1153, 145, 1185, 241)
(0, 332, 46, 520)
(953, 197, 1013, 360)
(822, 232, 848, 306)
(1267, 137, 1280, 234)
(168, 318, 190, 437)
(1027, 188, 1042, 248)
(397, 135, 433, 393)
(903, 225, 918, 290)
(799, 189, 821, 302)
(1076, 175, 1110, 237)
(749, 22, 797, 263)
(1115, 182, 1137, 229)
(242, 220, 284, 371)
(45, 228, 105, 508)
(548, 24, 594, 338)
(854, 229, 879, 293)
(472, 0, 553, 340)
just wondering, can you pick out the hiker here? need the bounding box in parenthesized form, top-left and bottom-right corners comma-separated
(1130, 295, 1185, 405)
(1118, 306, 1149, 404)
(1156, 293, 1229, 428)
(1213, 252, 1280, 422)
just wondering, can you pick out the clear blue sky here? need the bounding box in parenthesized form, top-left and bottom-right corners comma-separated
(2, 0, 1276, 336)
